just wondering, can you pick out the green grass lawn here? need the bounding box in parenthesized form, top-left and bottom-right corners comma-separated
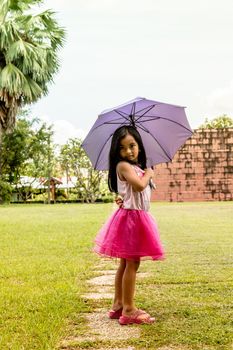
(0, 202, 232, 350)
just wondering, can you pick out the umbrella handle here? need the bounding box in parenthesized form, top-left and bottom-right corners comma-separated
(149, 166, 156, 189)
(149, 179, 156, 190)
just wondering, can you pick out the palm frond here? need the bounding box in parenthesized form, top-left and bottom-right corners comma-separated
(6, 38, 37, 62)
(0, 20, 20, 49)
(22, 76, 43, 102)
(0, 63, 26, 95)
(0, 0, 11, 24)
(18, 10, 66, 49)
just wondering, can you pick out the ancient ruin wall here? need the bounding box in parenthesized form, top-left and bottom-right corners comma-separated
(152, 128, 233, 201)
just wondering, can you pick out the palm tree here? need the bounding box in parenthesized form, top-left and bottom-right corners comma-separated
(0, 0, 65, 190)
(0, 0, 65, 134)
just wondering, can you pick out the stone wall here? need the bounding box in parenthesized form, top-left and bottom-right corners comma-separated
(152, 128, 233, 202)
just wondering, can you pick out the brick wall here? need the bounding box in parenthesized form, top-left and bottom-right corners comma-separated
(152, 128, 233, 202)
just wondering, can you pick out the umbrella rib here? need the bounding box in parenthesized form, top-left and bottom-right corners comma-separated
(134, 105, 156, 122)
(134, 103, 160, 117)
(115, 108, 137, 127)
(114, 104, 157, 120)
(114, 110, 129, 116)
(137, 122, 173, 161)
(114, 110, 130, 120)
(102, 121, 129, 125)
(135, 114, 193, 133)
(135, 117, 160, 123)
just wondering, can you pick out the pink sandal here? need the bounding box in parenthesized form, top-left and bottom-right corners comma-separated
(119, 309, 155, 325)
(108, 307, 123, 319)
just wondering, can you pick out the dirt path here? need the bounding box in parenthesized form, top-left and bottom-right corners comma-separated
(59, 260, 149, 349)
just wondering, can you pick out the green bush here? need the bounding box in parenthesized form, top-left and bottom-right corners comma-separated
(0, 180, 12, 203)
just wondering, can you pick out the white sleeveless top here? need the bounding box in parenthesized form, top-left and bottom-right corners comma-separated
(117, 165, 151, 212)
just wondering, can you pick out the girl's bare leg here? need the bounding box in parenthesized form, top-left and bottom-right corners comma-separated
(112, 258, 126, 310)
(122, 259, 140, 315)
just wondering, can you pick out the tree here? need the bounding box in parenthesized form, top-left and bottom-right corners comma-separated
(1, 112, 55, 201)
(59, 139, 110, 203)
(0, 178, 12, 202)
(199, 115, 233, 129)
(2, 112, 32, 184)
(0, 0, 65, 194)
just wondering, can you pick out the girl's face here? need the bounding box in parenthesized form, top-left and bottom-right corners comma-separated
(119, 133, 139, 163)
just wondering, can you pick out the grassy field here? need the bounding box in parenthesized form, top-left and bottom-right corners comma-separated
(0, 202, 232, 350)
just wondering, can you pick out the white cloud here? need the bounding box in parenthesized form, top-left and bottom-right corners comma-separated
(52, 119, 86, 145)
(207, 80, 233, 116)
(36, 115, 87, 145)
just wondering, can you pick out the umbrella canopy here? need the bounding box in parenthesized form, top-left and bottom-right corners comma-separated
(82, 97, 193, 170)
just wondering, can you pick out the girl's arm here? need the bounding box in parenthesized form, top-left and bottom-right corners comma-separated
(117, 161, 154, 192)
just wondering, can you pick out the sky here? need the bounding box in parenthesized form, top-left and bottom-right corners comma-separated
(31, 0, 233, 144)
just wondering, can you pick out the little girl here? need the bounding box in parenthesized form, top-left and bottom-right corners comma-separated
(94, 125, 164, 325)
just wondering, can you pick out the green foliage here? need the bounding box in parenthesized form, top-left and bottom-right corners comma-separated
(26, 120, 55, 179)
(0, 179, 12, 202)
(59, 139, 111, 203)
(2, 111, 55, 201)
(199, 114, 233, 129)
(2, 113, 33, 182)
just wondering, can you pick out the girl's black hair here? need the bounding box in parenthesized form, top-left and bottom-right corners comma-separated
(108, 125, 147, 193)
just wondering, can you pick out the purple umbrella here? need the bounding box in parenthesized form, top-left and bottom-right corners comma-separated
(82, 97, 193, 170)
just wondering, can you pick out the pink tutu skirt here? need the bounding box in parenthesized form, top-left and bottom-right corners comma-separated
(94, 208, 164, 261)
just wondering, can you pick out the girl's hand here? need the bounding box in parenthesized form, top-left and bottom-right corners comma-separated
(115, 196, 123, 208)
(144, 168, 154, 178)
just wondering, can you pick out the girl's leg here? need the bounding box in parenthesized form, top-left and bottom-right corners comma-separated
(122, 259, 140, 315)
(112, 258, 126, 310)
